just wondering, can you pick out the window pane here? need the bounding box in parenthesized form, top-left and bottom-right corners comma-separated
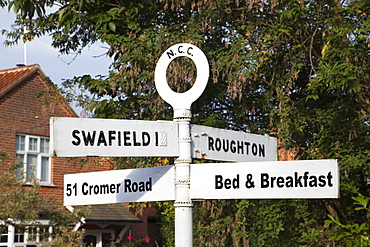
(26, 155, 37, 178)
(29, 138, 38, 151)
(39, 227, 49, 242)
(102, 233, 113, 247)
(40, 139, 49, 153)
(0, 225, 8, 243)
(41, 157, 50, 182)
(15, 226, 25, 243)
(16, 135, 25, 151)
(16, 154, 25, 177)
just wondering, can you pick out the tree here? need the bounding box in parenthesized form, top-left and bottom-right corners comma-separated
(0, 151, 86, 246)
(2, 0, 369, 245)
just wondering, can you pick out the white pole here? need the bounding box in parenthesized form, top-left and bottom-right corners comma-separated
(173, 109, 193, 247)
(23, 26, 27, 65)
(154, 43, 209, 247)
(7, 224, 15, 247)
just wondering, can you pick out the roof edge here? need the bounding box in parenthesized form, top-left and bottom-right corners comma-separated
(0, 64, 41, 99)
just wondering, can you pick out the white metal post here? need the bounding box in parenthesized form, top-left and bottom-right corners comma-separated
(7, 224, 14, 247)
(155, 43, 209, 247)
(174, 109, 193, 247)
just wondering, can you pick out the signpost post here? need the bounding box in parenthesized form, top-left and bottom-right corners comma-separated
(155, 43, 210, 247)
(52, 43, 340, 247)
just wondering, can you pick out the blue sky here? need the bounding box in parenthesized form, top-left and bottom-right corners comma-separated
(0, 8, 112, 86)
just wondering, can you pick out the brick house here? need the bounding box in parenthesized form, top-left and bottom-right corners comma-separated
(0, 64, 160, 246)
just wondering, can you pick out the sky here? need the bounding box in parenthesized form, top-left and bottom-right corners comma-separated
(0, 8, 112, 86)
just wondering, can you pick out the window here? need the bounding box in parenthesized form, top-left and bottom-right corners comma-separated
(16, 134, 51, 184)
(0, 226, 8, 243)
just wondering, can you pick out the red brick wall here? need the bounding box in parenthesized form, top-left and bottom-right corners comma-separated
(0, 71, 111, 205)
(128, 202, 160, 245)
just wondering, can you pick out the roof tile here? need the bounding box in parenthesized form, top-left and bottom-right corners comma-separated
(0, 64, 41, 98)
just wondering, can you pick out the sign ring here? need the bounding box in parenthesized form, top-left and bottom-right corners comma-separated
(155, 43, 209, 110)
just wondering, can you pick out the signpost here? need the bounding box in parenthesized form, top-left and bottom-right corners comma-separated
(64, 165, 175, 206)
(191, 124, 277, 162)
(190, 160, 339, 200)
(155, 43, 209, 246)
(50, 118, 178, 157)
(53, 43, 340, 247)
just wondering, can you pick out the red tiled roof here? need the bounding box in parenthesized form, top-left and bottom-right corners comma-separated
(0, 64, 44, 98)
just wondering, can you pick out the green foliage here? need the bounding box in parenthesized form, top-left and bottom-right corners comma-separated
(0, 150, 86, 246)
(325, 186, 370, 246)
(155, 201, 175, 246)
(0, 150, 45, 223)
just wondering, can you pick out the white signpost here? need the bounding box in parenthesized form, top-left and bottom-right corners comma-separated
(53, 43, 340, 247)
(64, 165, 175, 206)
(190, 160, 339, 200)
(191, 124, 277, 162)
(50, 118, 178, 157)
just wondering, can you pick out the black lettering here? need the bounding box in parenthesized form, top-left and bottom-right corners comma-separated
(224, 178, 232, 189)
(118, 131, 121, 146)
(318, 175, 326, 187)
(108, 130, 116, 146)
(215, 175, 223, 189)
(133, 131, 141, 146)
(295, 172, 303, 187)
(303, 171, 309, 187)
(124, 131, 131, 146)
(309, 176, 318, 187)
(167, 49, 175, 59)
(259, 144, 265, 157)
(327, 172, 333, 187)
(110, 184, 116, 193)
(132, 182, 138, 192)
(270, 176, 277, 188)
(155, 132, 159, 146)
(285, 176, 293, 187)
(252, 143, 258, 156)
(142, 132, 150, 146)
(93, 185, 99, 194)
(230, 140, 236, 153)
(124, 179, 132, 192)
(71, 130, 81, 146)
(178, 45, 184, 53)
(146, 178, 152, 191)
(139, 181, 145, 192)
(187, 47, 193, 56)
(82, 131, 96, 146)
(245, 142, 250, 155)
(261, 173, 269, 188)
(97, 131, 107, 146)
(233, 175, 240, 189)
(215, 138, 221, 151)
(237, 141, 244, 154)
(100, 184, 109, 194)
(208, 137, 215, 151)
(222, 139, 229, 152)
(277, 177, 284, 188)
(82, 182, 88, 195)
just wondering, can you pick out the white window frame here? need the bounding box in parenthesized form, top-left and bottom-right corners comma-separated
(15, 134, 51, 185)
(0, 220, 52, 247)
(84, 229, 115, 247)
